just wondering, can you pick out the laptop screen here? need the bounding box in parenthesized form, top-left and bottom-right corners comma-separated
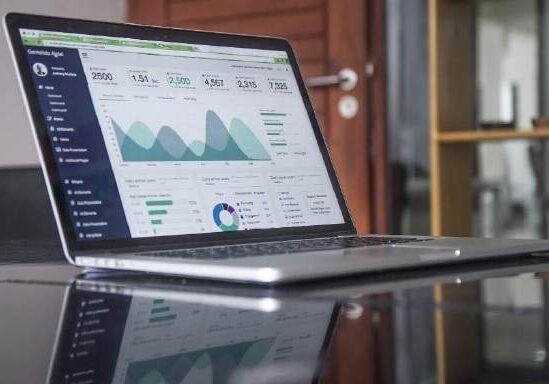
(17, 28, 345, 241)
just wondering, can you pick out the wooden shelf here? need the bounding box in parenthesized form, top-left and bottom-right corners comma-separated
(436, 128, 549, 143)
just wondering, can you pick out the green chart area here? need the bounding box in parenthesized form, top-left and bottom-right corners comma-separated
(125, 338, 275, 384)
(112, 110, 271, 162)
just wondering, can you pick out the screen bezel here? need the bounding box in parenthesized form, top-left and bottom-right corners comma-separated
(4, 12, 356, 255)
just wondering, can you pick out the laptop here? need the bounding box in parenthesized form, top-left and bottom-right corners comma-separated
(47, 279, 337, 383)
(5, 13, 549, 284)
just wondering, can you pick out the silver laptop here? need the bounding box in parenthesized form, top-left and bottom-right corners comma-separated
(5, 13, 549, 284)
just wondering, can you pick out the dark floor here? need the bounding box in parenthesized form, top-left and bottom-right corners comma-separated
(0, 167, 63, 263)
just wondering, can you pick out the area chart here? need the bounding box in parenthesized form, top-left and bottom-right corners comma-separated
(112, 110, 271, 162)
(125, 338, 275, 384)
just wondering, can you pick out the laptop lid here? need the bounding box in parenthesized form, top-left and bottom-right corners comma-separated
(4, 13, 355, 258)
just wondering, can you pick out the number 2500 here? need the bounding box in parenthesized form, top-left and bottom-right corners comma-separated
(91, 72, 113, 81)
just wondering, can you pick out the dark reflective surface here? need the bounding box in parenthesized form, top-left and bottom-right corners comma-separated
(2, 255, 549, 383)
(51, 280, 336, 384)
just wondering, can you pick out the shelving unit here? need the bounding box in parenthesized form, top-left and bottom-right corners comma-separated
(429, 0, 549, 382)
(437, 128, 549, 143)
(428, 1, 486, 383)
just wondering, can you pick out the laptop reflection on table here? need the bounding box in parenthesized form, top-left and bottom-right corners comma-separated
(47, 279, 338, 384)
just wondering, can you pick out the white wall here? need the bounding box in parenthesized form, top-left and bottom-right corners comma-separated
(477, 0, 538, 203)
(477, 0, 543, 308)
(478, 0, 538, 129)
(0, 0, 126, 167)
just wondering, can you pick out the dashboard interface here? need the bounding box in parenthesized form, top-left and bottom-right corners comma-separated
(19, 28, 345, 241)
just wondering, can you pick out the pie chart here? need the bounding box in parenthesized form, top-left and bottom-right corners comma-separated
(212, 203, 240, 231)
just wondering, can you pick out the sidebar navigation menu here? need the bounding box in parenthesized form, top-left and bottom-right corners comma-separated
(24, 45, 130, 240)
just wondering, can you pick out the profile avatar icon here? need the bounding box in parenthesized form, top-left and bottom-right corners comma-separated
(32, 62, 48, 77)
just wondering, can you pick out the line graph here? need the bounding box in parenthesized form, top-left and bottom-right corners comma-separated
(112, 110, 270, 162)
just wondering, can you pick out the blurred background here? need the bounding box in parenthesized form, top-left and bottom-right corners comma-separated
(3, 0, 549, 241)
(2, 0, 549, 382)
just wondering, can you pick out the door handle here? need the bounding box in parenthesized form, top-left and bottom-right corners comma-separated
(305, 68, 358, 91)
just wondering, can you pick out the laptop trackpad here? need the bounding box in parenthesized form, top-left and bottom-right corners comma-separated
(393, 244, 462, 262)
(394, 244, 459, 251)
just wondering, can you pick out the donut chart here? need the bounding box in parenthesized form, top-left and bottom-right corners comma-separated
(212, 203, 240, 232)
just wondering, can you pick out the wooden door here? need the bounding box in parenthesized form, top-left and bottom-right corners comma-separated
(128, 0, 388, 235)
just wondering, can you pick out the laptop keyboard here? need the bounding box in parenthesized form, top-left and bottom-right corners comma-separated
(141, 236, 431, 261)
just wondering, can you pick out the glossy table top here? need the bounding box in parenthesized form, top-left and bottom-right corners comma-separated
(2, 246, 549, 383)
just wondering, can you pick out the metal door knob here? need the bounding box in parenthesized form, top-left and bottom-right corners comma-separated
(305, 67, 358, 91)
